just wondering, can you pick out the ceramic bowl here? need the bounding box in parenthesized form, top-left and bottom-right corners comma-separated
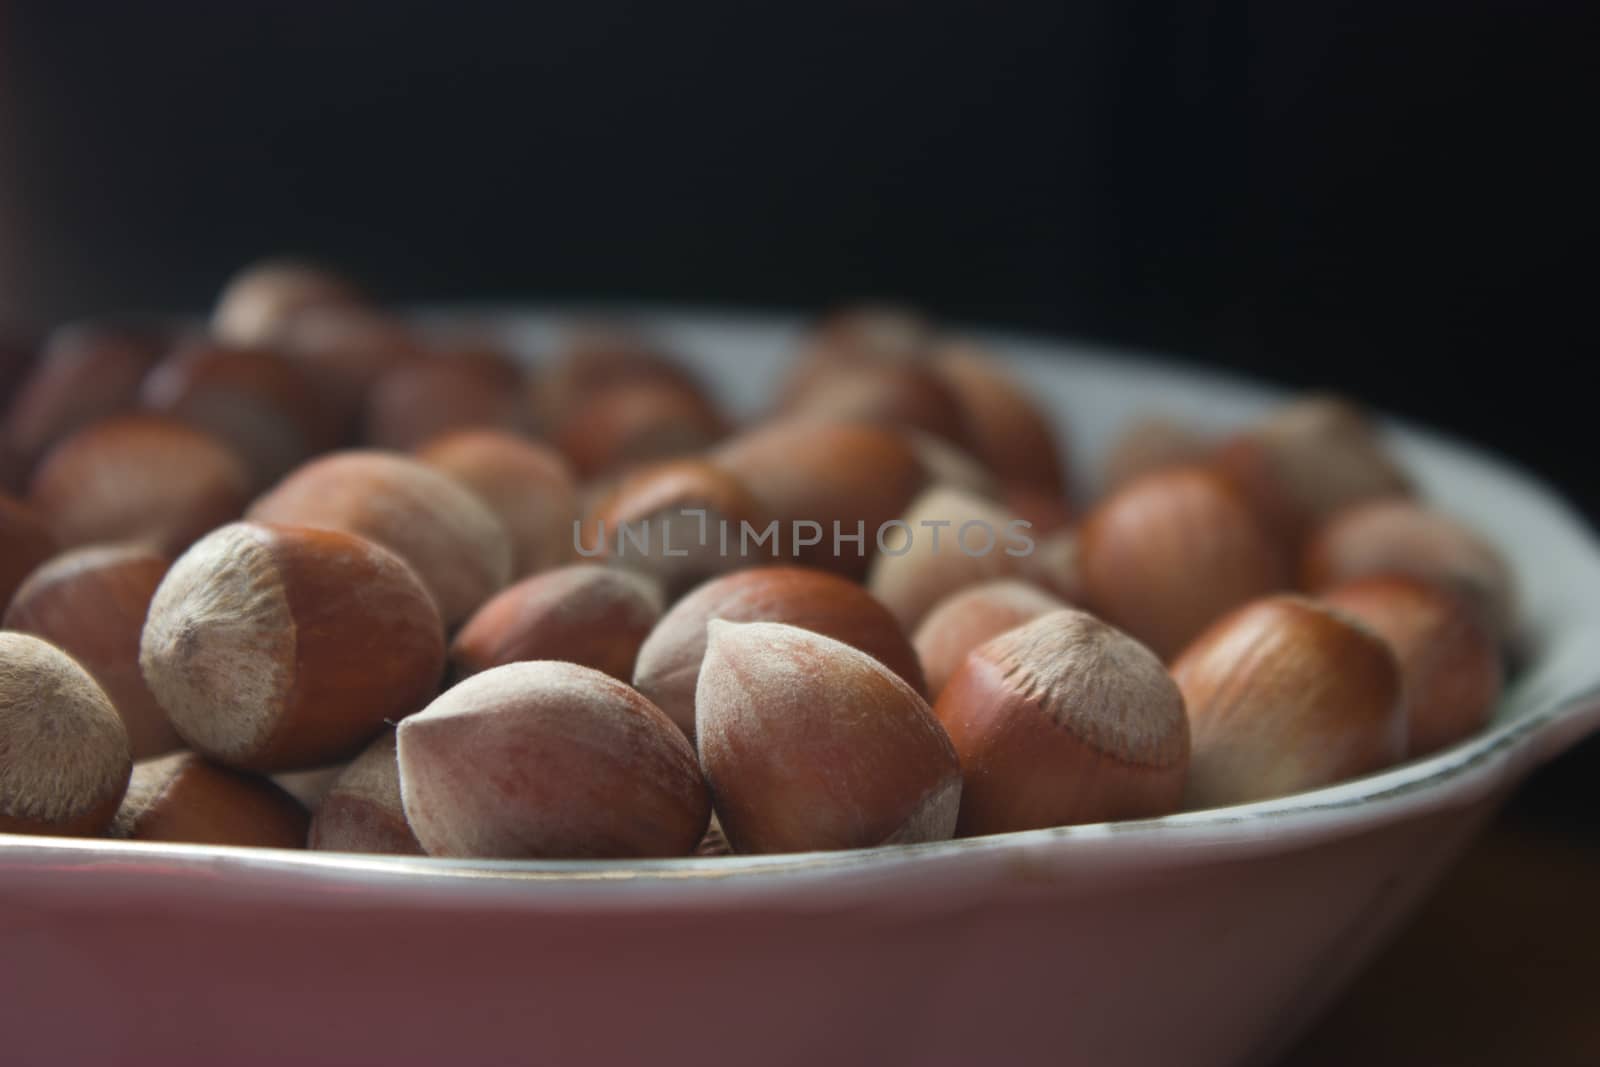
(4, 310, 1599, 1067)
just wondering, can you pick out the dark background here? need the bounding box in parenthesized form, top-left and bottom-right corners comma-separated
(2, 1, 1597, 1058)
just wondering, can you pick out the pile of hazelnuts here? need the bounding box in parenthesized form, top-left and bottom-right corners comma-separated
(0, 260, 1514, 858)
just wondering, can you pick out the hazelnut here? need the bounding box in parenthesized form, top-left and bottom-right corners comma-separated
(1101, 416, 1211, 492)
(776, 305, 932, 404)
(27, 415, 252, 557)
(107, 751, 310, 848)
(1172, 595, 1406, 808)
(533, 325, 705, 429)
(451, 564, 663, 683)
(141, 341, 334, 487)
(397, 661, 710, 859)
(140, 521, 446, 772)
(364, 355, 530, 451)
(0, 493, 55, 614)
(783, 363, 970, 446)
(633, 566, 927, 740)
(932, 341, 1070, 494)
(696, 620, 960, 853)
(1322, 576, 1503, 757)
(3, 321, 167, 472)
(247, 450, 513, 627)
(3, 543, 181, 758)
(1077, 465, 1288, 659)
(933, 608, 1189, 834)
(275, 307, 428, 436)
(712, 418, 928, 579)
(555, 380, 727, 479)
(0, 631, 131, 836)
(584, 459, 767, 598)
(913, 579, 1069, 698)
(415, 430, 579, 577)
(866, 486, 1035, 630)
(308, 730, 423, 855)
(1212, 394, 1412, 547)
(1301, 499, 1517, 644)
(211, 258, 365, 346)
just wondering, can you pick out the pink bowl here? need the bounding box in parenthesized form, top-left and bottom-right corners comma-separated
(5, 310, 1598, 1067)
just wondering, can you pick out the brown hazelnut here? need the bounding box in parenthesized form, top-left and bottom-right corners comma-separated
(866, 486, 1036, 630)
(555, 380, 727, 479)
(632, 565, 927, 740)
(415, 430, 579, 577)
(1212, 394, 1413, 547)
(397, 661, 710, 859)
(0, 630, 131, 836)
(711, 418, 928, 579)
(28, 415, 252, 557)
(1078, 465, 1288, 659)
(0, 492, 55, 614)
(107, 751, 310, 847)
(3, 544, 180, 758)
(1301, 499, 1517, 644)
(583, 459, 767, 598)
(1101, 416, 1211, 492)
(1172, 595, 1406, 808)
(211, 258, 365, 346)
(2, 321, 168, 472)
(934, 608, 1189, 834)
(450, 564, 663, 683)
(696, 620, 960, 853)
(533, 325, 706, 430)
(140, 341, 334, 488)
(783, 363, 970, 446)
(247, 450, 513, 627)
(913, 579, 1069, 698)
(307, 730, 423, 855)
(932, 341, 1070, 494)
(140, 522, 447, 772)
(364, 355, 530, 451)
(1322, 576, 1503, 757)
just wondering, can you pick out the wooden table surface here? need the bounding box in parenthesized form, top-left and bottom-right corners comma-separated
(1282, 813, 1600, 1066)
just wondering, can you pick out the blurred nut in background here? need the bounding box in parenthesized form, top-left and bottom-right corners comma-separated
(415, 430, 579, 577)
(28, 415, 252, 557)
(0, 493, 56, 613)
(211, 258, 366, 346)
(1302, 498, 1518, 645)
(3, 544, 180, 759)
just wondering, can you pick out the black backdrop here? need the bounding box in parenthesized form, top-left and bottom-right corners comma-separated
(3, 1, 1596, 820)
